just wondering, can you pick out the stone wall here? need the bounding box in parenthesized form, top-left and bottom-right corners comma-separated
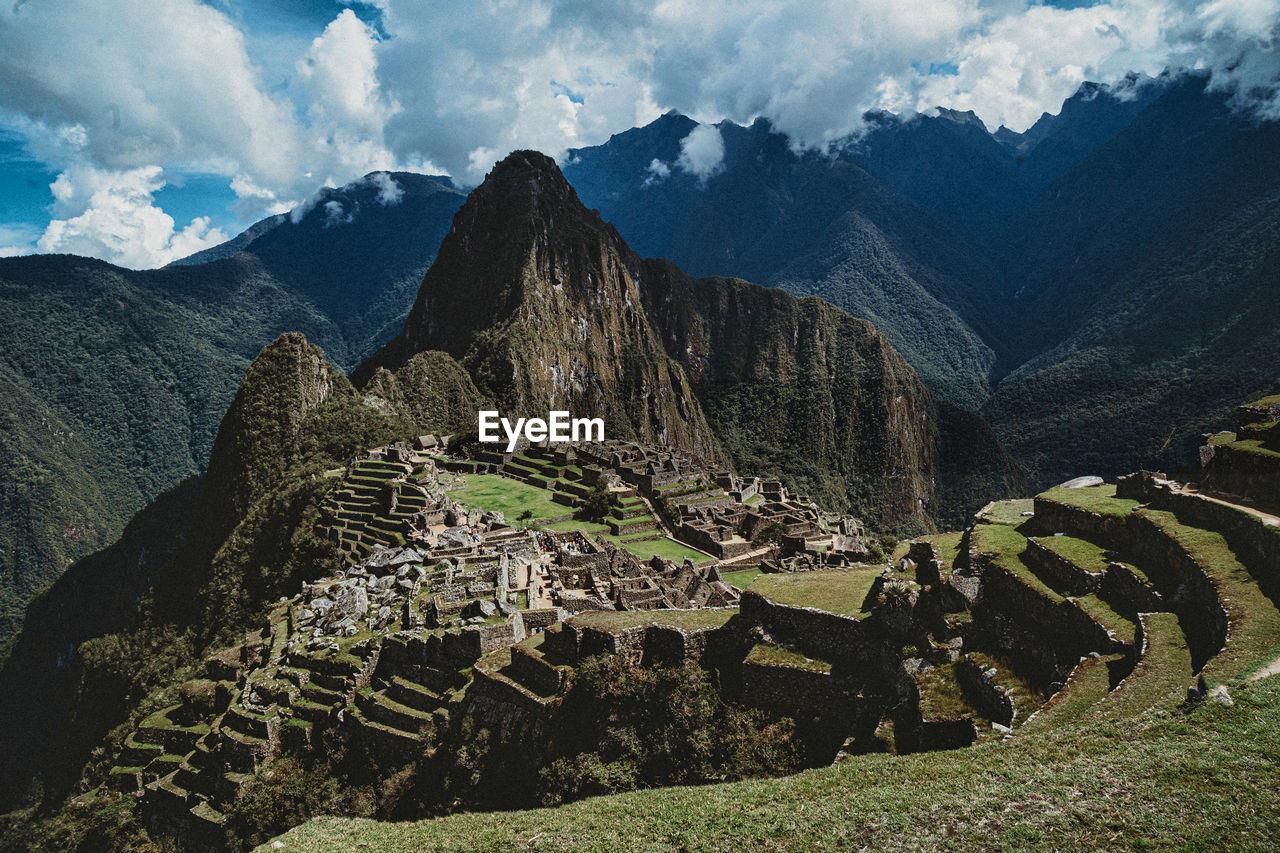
(1022, 538, 1100, 596)
(738, 591, 873, 662)
(954, 657, 1015, 726)
(506, 645, 566, 696)
(1200, 443, 1280, 508)
(967, 548, 1121, 691)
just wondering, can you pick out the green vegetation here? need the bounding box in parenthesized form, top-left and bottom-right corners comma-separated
(744, 642, 832, 674)
(914, 662, 978, 720)
(1032, 534, 1110, 573)
(749, 568, 881, 618)
(969, 523, 1064, 603)
(1140, 507, 1280, 684)
(1037, 485, 1139, 518)
(720, 568, 763, 589)
(981, 498, 1034, 525)
(1092, 613, 1192, 721)
(537, 656, 803, 807)
(451, 474, 569, 526)
(267, 669, 1280, 852)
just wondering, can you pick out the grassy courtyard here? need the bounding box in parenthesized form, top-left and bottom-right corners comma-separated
(450, 473, 570, 526)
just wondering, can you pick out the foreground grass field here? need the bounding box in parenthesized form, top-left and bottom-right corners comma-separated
(265, 672, 1280, 852)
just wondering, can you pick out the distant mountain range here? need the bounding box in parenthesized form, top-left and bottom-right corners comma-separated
(561, 70, 1280, 485)
(2, 69, 1277, 640)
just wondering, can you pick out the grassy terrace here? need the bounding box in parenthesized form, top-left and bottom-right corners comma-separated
(969, 523, 1064, 604)
(980, 498, 1034, 525)
(1031, 534, 1110, 574)
(1092, 612, 1192, 721)
(450, 473, 569, 526)
(720, 568, 762, 589)
(542, 518, 709, 563)
(919, 531, 965, 577)
(973, 519, 1134, 637)
(1069, 593, 1134, 639)
(1140, 507, 1280, 684)
(567, 608, 737, 632)
(748, 568, 881, 618)
(744, 641, 832, 674)
(1209, 435, 1280, 459)
(1037, 484, 1139, 518)
(267, 672, 1280, 852)
(914, 662, 978, 721)
(1019, 654, 1124, 735)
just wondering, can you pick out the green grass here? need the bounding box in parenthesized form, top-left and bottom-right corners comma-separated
(1140, 507, 1280, 684)
(1019, 654, 1123, 735)
(914, 662, 978, 720)
(613, 536, 707, 563)
(1031, 535, 1110, 574)
(919, 531, 964, 577)
(981, 499, 1035, 525)
(451, 474, 570, 526)
(541, 519, 708, 563)
(1091, 612, 1192, 721)
(1070, 593, 1135, 639)
(567, 609, 737, 632)
(265, 668, 1280, 852)
(720, 568, 762, 590)
(744, 641, 831, 674)
(748, 568, 881, 618)
(970, 523, 1064, 604)
(1037, 484, 1139, 518)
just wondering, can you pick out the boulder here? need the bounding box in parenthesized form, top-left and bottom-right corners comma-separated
(1057, 475, 1105, 489)
(462, 599, 497, 620)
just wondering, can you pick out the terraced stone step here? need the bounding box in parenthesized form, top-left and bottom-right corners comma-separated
(348, 706, 423, 753)
(1019, 653, 1126, 735)
(1089, 612, 1193, 721)
(189, 800, 227, 829)
(224, 704, 278, 739)
(291, 698, 334, 724)
(1137, 507, 1280, 683)
(107, 765, 145, 794)
(120, 731, 165, 765)
(356, 689, 434, 735)
(301, 680, 346, 704)
(387, 676, 443, 712)
(147, 771, 194, 811)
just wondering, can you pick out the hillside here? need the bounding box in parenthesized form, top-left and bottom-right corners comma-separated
(560, 72, 1280, 491)
(0, 174, 463, 639)
(984, 74, 1280, 484)
(562, 116, 1001, 409)
(362, 151, 1008, 528)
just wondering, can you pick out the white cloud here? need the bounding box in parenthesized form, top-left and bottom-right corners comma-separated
(33, 166, 227, 268)
(368, 171, 404, 205)
(676, 124, 725, 181)
(643, 157, 671, 186)
(1, 0, 1278, 267)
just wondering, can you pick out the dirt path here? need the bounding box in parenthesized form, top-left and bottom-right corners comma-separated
(1248, 655, 1280, 682)
(1172, 484, 1280, 527)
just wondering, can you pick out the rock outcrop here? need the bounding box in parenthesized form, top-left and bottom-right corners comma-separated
(360, 151, 943, 528)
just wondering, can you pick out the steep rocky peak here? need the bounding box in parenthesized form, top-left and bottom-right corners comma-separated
(202, 332, 351, 543)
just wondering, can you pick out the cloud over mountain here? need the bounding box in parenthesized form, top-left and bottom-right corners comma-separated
(0, 0, 1276, 267)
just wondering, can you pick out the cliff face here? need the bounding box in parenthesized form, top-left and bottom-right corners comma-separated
(640, 259, 937, 525)
(359, 151, 718, 455)
(201, 332, 351, 548)
(362, 151, 944, 527)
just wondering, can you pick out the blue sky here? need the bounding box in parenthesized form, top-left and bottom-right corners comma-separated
(0, 0, 1276, 268)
